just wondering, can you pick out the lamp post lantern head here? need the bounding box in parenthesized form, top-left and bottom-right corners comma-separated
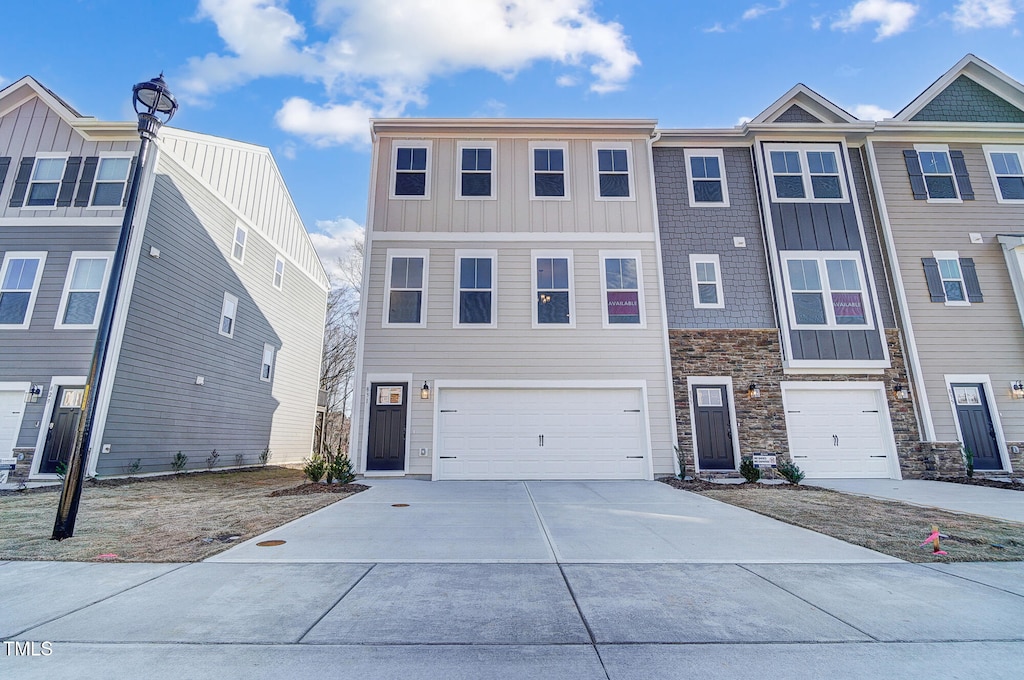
(132, 74, 178, 139)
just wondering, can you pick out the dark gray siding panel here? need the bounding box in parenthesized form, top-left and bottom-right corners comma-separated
(849, 147, 896, 328)
(771, 201, 861, 251)
(789, 329, 885, 362)
(654, 146, 774, 329)
(775, 105, 822, 124)
(912, 75, 1024, 123)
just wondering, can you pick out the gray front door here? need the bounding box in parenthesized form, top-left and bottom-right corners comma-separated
(952, 383, 1001, 471)
(367, 383, 408, 471)
(39, 386, 84, 475)
(693, 385, 734, 470)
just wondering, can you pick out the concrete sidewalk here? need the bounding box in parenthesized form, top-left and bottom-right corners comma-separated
(808, 478, 1024, 523)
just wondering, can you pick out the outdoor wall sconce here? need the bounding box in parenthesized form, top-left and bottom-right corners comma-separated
(1012, 381, 1024, 399)
(24, 384, 43, 403)
(893, 383, 910, 400)
(747, 383, 761, 399)
(420, 381, 431, 400)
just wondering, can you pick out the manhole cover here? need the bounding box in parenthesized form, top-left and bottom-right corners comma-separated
(391, 503, 410, 507)
(257, 540, 286, 547)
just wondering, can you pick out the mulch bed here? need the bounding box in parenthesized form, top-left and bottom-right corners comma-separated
(660, 477, 821, 492)
(270, 482, 370, 497)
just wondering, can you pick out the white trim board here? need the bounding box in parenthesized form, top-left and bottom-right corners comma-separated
(943, 374, 1012, 473)
(369, 231, 656, 242)
(29, 376, 87, 480)
(686, 377, 741, 475)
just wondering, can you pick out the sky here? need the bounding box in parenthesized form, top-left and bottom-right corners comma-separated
(2, 1, 1022, 279)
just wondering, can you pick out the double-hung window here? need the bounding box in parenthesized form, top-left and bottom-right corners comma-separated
(392, 142, 430, 198)
(260, 344, 275, 382)
(594, 144, 633, 199)
(0, 252, 46, 328)
(533, 251, 574, 327)
(220, 292, 238, 338)
(273, 255, 285, 290)
(232, 222, 247, 263)
(385, 250, 428, 327)
(984, 145, 1024, 202)
(765, 144, 847, 202)
(918, 148, 958, 200)
(601, 252, 644, 326)
(91, 156, 132, 206)
(781, 252, 872, 329)
(530, 143, 568, 199)
(690, 254, 724, 309)
(55, 252, 112, 329)
(684, 149, 729, 206)
(458, 143, 494, 198)
(922, 251, 983, 305)
(26, 156, 68, 207)
(454, 251, 495, 327)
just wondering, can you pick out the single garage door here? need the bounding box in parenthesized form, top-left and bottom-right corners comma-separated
(783, 387, 896, 478)
(436, 388, 649, 480)
(1, 389, 25, 457)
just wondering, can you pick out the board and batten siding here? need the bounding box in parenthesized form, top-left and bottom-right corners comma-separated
(873, 140, 1024, 441)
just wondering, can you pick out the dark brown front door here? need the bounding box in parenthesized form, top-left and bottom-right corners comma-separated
(693, 384, 734, 470)
(39, 386, 84, 475)
(952, 383, 1001, 471)
(367, 383, 408, 471)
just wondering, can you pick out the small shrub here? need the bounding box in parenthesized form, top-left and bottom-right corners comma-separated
(962, 444, 975, 479)
(171, 451, 188, 473)
(258, 447, 272, 466)
(234, 453, 245, 467)
(125, 458, 142, 476)
(206, 449, 220, 470)
(777, 459, 805, 485)
(303, 452, 327, 483)
(326, 449, 356, 484)
(55, 461, 68, 482)
(739, 458, 761, 483)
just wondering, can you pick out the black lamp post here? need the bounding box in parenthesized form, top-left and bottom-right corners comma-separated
(52, 75, 177, 540)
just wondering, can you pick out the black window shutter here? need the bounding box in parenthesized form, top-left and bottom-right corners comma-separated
(960, 258, 983, 302)
(904, 150, 927, 200)
(74, 156, 99, 207)
(56, 156, 82, 207)
(122, 156, 138, 207)
(0, 157, 10, 198)
(949, 150, 974, 200)
(9, 157, 34, 208)
(921, 258, 945, 302)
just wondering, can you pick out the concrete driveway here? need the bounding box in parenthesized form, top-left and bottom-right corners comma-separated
(207, 479, 897, 564)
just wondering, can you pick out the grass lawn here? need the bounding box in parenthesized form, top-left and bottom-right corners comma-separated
(0, 467, 360, 563)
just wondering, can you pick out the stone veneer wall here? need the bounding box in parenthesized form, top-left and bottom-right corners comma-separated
(667, 328, 957, 479)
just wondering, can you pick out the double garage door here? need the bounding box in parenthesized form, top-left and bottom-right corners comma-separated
(436, 388, 649, 480)
(783, 386, 896, 478)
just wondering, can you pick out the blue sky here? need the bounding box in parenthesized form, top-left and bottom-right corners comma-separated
(2, 1, 1022, 276)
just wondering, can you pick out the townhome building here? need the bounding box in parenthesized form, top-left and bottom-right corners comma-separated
(0, 77, 328, 482)
(350, 119, 678, 479)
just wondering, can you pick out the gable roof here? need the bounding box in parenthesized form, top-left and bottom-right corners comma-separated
(750, 83, 859, 125)
(0, 75, 136, 141)
(895, 54, 1024, 123)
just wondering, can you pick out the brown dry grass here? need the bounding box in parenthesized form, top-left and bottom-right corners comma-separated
(662, 479, 1024, 562)
(0, 467, 359, 563)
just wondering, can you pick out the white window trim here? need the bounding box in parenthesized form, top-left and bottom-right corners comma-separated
(0, 251, 47, 329)
(383, 249, 429, 329)
(453, 249, 497, 329)
(764, 143, 848, 203)
(914, 144, 962, 204)
(982, 144, 1024, 205)
(592, 143, 635, 201)
(599, 250, 646, 329)
(85, 153, 134, 210)
(780, 250, 875, 330)
(54, 251, 113, 330)
(456, 141, 496, 200)
(389, 140, 432, 200)
(273, 255, 285, 291)
(689, 253, 724, 310)
(260, 343, 275, 383)
(21, 153, 69, 211)
(231, 221, 248, 265)
(531, 250, 576, 329)
(684, 149, 730, 207)
(933, 250, 971, 307)
(529, 141, 570, 201)
(219, 292, 239, 338)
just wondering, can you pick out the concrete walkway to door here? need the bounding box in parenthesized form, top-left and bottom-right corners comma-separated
(207, 479, 897, 564)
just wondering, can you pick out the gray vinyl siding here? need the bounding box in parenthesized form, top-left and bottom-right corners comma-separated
(874, 140, 1024, 442)
(654, 146, 775, 329)
(775, 105, 823, 124)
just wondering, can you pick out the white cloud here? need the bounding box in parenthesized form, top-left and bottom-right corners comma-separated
(811, 15, 824, 29)
(832, 0, 919, 40)
(0, 75, 8, 88)
(737, 115, 753, 126)
(851, 103, 894, 120)
(556, 74, 578, 87)
(949, 0, 1016, 29)
(742, 1, 789, 21)
(310, 216, 364, 282)
(703, 22, 728, 33)
(275, 97, 375, 147)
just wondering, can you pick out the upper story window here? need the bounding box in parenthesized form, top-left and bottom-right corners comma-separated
(391, 142, 431, 198)
(905, 145, 973, 202)
(601, 252, 644, 327)
(55, 252, 112, 329)
(0, 252, 46, 329)
(983, 145, 1024, 203)
(765, 144, 847, 202)
(684, 149, 729, 207)
(593, 144, 633, 200)
(232, 222, 248, 263)
(918, 148, 958, 200)
(273, 255, 285, 290)
(27, 157, 67, 207)
(261, 343, 275, 382)
(781, 251, 872, 330)
(458, 143, 495, 198)
(384, 250, 428, 327)
(530, 143, 568, 199)
(455, 251, 495, 327)
(922, 252, 983, 306)
(533, 251, 574, 327)
(90, 156, 132, 207)
(220, 292, 238, 338)
(690, 254, 724, 309)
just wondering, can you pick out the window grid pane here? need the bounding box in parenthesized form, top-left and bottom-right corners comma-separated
(537, 257, 571, 324)
(534, 149, 565, 197)
(598, 149, 629, 197)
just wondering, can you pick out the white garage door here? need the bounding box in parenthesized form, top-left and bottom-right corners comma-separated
(1, 390, 25, 457)
(783, 387, 895, 479)
(436, 388, 649, 480)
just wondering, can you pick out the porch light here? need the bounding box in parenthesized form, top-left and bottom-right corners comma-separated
(1012, 381, 1024, 399)
(421, 381, 431, 400)
(893, 383, 910, 400)
(747, 383, 761, 399)
(24, 385, 43, 403)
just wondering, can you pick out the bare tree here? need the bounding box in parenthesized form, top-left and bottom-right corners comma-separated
(320, 236, 363, 455)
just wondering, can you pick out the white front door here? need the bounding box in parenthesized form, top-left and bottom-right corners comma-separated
(0, 389, 26, 483)
(783, 386, 896, 478)
(436, 388, 649, 480)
